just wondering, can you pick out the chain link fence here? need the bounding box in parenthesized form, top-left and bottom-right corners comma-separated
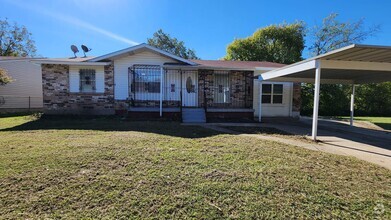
(0, 95, 43, 111)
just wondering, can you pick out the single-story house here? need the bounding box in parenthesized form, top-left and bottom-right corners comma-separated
(0, 57, 43, 112)
(34, 44, 301, 122)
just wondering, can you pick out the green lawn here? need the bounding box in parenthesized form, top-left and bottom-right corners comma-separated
(0, 115, 390, 219)
(339, 116, 391, 130)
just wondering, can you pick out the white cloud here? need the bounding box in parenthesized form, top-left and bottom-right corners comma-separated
(6, 0, 138, 45)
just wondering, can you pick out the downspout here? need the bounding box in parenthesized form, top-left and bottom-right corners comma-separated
(180, 69, 183, 121)
(350, 84, 356, 126)
(258, 79, 263, 122)
(160, 66, 163, 117)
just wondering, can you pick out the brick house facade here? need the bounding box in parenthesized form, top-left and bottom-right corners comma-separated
(38, 44, 301, 119)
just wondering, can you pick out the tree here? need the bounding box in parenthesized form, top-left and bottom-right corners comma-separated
(301, 13, 383, 116)
(0, 68, 12, 85)
(224, 22, 305, 64)
(309, 13, 380, 56)
(147, 29, 199, 59)
(0, 18, 37, 57)
(355, 83, 391, 116)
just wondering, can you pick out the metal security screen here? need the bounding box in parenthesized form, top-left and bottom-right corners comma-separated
(213, 72, 230, 104)
(131, 65, 161, 102)
(79, 69, 96, 92)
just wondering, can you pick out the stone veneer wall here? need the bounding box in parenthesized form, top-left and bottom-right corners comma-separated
(292, 83, 301, 117)
(42, 64, 115, 115)
(198, 69, 214, 107)
(198, 70, 253, 108)
(230, 71, 253, 108)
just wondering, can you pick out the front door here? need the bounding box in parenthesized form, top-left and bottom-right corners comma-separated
(181, 72, 198, 107)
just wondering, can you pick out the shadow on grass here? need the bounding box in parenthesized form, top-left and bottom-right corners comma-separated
(222, 126, 291, 135)
(1, 115, 223, 139)
(373, 122, 391, 131)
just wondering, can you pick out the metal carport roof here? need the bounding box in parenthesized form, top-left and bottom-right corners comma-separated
(256, 44, 391, 141)
(257, 44, 391, 84)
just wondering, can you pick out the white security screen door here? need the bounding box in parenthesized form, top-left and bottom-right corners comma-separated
(181, 72, 198, 107)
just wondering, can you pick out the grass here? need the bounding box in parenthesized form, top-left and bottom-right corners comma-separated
(338, 116, 391, 130)
(221, 126, 312, 143)
(0, 114, 390, 219)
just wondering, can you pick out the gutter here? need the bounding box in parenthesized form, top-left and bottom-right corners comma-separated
(31, 60, 111, 66)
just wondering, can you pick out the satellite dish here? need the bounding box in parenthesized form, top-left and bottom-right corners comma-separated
(81, 45, 92, 57)
(71, 45, 79, 58)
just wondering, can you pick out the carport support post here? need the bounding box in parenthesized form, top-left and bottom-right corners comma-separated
(312, 61, 321, 141)
(350, 84, 356, 126)
(258, 80, 263, 122)
(160, 66, 163, 117)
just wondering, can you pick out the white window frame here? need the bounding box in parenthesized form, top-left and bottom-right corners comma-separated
(262, 83, 284, 104)
(79, 69, 96, 93)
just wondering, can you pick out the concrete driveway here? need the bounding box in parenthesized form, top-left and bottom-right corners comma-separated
(262, 117, 391, 169)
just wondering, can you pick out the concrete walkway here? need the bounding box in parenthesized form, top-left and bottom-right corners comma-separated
(189, 119, 391, 170)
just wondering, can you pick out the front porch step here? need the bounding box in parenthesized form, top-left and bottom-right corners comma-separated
(182, 108, 206, 123)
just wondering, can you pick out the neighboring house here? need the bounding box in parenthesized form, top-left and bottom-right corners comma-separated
(0, 57, 43, 112)
(35, 44, 301, 122)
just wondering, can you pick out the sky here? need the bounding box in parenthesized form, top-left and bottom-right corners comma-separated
(1, 0, 390, 60)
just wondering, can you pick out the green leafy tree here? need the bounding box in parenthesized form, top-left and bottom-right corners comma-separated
(0, 68, 12, 85)
(309, 13, 380, 57)
(355, 83, 391, 116)
(224, 22, 305, 64)
(0, 18, 37, 57)
(147, 29, 199, 59)
(302, 13, 383, 116)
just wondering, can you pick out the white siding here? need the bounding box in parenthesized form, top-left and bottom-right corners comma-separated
(69, 66, 105, 93)
(0, 60, 43, 109)
(164, 71, 181, 101)
(253, 76, 293, 117)
(113, 51, 177, 100)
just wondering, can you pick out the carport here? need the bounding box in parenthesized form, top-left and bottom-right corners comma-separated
(257, 44, 391, 140)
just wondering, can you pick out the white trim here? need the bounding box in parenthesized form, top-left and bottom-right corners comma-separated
(265, 77, 354, 84)
(88, 43, 197, 65)
(320, 60, 391, 71)
(258, 60, 317, 81)
(289, 83, 293, 117)
(0, 58, 42, 63)
(160, 66, 163, 117)
(164, 65, 259, 71)
(255, 67, 281, 71)
(258, 81, 262, 122)
(311, 61, 321, 141)
(32, 60, 110, 66)
(350, 85, 356, 126)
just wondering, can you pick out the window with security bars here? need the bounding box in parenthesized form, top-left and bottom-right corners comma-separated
(132, 65, 161, 93)
(79, 69, 96, 92)
(214, 73, 230, 103)
(262, 84, 283, 104)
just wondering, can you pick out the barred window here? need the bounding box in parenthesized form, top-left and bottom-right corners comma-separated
(214, 73, 230, 103)
(132, 65, 161, 93)
(79, 69, 96, 92)
(262, 84, 283, 104)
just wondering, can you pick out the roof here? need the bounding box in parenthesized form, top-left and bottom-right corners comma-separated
(88, 43, 197, 65)
(31, 44, 286, 70)
(0, 56, 42, 62)
(191, 60, 285, 70)
(309, 44, 391, 63)
(35, 57, 95, 62)
(32, 56, 110, 66)
(258, 44, 391, 84)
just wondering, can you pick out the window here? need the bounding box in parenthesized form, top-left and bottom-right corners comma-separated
(79, 69, 96, 92)
(262, 84, 283, 104)
(133, 65, 161, 93)
(214, 73, 230, 103)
